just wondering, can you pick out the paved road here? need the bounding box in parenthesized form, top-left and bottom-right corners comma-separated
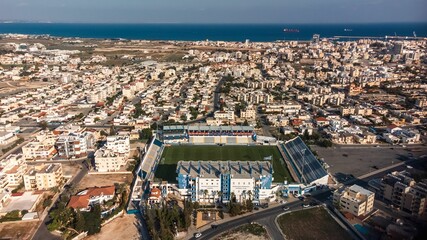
(189, 200, 308, 240)
(32, 163, 89, 240)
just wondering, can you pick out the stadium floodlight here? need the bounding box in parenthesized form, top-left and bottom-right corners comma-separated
(300, 149, 306, 184)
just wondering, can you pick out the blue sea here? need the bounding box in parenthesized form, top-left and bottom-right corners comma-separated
(0, 23, 426, 42)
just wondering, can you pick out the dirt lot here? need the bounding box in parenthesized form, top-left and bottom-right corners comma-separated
(215, 223, 269, 240)
(77, 173, 133, 190)
(0, 221, 39, 240)
(85, 214, 140, 240)
(62, 164, 81, 178)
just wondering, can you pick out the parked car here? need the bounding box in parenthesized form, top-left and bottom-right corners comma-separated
(282, 206, 290, 211)
(302, 204, 310, 208)
(195, 232, 202, 238)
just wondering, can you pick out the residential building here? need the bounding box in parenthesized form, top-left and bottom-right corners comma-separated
(94, 148, 127, 172)
(333, 184, 375, 216)
(55, 132, 94, 159)
(379, 171, 427, 217)
(68, 186, 115, 212)
(0, 154, 26, 189)
(23, 164, 64, 190)
(240, 107, 256, 120)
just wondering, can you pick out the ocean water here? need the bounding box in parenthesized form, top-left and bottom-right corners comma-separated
(0, 23, 426, 42)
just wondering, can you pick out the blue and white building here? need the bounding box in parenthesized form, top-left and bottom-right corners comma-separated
(176, 160, 274, 203)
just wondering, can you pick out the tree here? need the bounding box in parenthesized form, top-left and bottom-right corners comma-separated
(83, 204, 101, 235)
(245, 199, 254, 212)
(243, 119, 249, 126)
(74, 210, 86, 232)
(180, 114, 187, 122)
(247, 190, 253, 201)
(217, 191, 223, 203)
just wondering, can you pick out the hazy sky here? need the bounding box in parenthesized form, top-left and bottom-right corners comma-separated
(1, 0, 426, 23)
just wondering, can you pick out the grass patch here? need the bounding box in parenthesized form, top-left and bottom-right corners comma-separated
(277, 207, 351, 240)
(155, 145, 292, 183)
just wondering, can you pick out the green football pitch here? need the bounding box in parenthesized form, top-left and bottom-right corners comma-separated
(155, 145, 293, 183)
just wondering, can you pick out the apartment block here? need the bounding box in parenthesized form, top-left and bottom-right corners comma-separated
(94, 133, 130, 172)
(23, 164, 64, 190)
(94, 148, 127, 172)
(379, 171, 427, 217)
(333, 184, 375, 216)
(55, 132, 95, 159)
(0, 154, 26, 189)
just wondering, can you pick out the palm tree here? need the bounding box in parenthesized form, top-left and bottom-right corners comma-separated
(230, 192, 236, 203)
(247, 190, 253, 201)
(217, 191, 223, 204)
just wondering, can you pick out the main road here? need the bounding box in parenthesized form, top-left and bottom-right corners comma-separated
(189, 200, 313, 240)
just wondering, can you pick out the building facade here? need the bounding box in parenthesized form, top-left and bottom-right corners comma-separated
(379, 171, 427, 217)
(333, 184, 375, 216)
(23, 164, 64, 190)
(176, 161, 274, 203)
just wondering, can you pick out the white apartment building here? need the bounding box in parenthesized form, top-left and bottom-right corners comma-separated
(94, 148, 127, 172)
(106, 134, 130, 155)
(94, 133, 130, 172)
(55, 132, 95, 159)
(240, 108, 256, 120)
(0, 154, 26, 189)
(214, 111, 235, 123)
(333, 184, 375, 216)
(23, 164, 64, 190)
(22, 132, 57, 160)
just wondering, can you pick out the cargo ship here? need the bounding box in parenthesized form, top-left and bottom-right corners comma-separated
(284, 28, 300, 33)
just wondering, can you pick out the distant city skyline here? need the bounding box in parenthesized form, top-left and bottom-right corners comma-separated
(1, 0, 426, 24)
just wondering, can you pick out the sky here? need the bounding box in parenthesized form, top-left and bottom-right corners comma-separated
(0, 0, 426, 24)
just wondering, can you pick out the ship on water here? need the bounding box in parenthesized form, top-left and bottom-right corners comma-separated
(284, 28, 300, 33)
(344, 28, 353, 32)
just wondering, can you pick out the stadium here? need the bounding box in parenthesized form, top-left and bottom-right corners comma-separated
(127, 125, 329, 212)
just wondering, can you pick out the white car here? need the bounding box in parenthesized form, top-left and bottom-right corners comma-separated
(302, 204, 310, 208)
(283, 206, 290, 211)
(195, 232, 202, 238)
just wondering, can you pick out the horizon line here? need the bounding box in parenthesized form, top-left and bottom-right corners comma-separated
(1, 21, 427, 25)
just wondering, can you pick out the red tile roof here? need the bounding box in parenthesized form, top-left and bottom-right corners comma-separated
(67, 186, 115, 209)
(86, 186, 115, 196)
(68, 195, 90, 209)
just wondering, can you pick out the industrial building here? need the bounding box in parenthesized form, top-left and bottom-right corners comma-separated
(176, 160, 274, 203)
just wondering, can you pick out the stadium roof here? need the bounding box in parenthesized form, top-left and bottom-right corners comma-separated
(163, 125, 254, 132)
(282, 137, 328, 184)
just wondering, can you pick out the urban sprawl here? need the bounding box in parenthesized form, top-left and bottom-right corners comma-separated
(0, 33, 426, 240)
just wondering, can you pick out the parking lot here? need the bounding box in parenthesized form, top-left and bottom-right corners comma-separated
(312, 144, 427, 178)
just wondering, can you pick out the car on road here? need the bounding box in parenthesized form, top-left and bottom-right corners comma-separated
(211, 224, 218, 229)
(195, 232, 202, 238)
(282, 206, 290, 211)
(298, 196, 305, 201)
(302, 204, 310, 208)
